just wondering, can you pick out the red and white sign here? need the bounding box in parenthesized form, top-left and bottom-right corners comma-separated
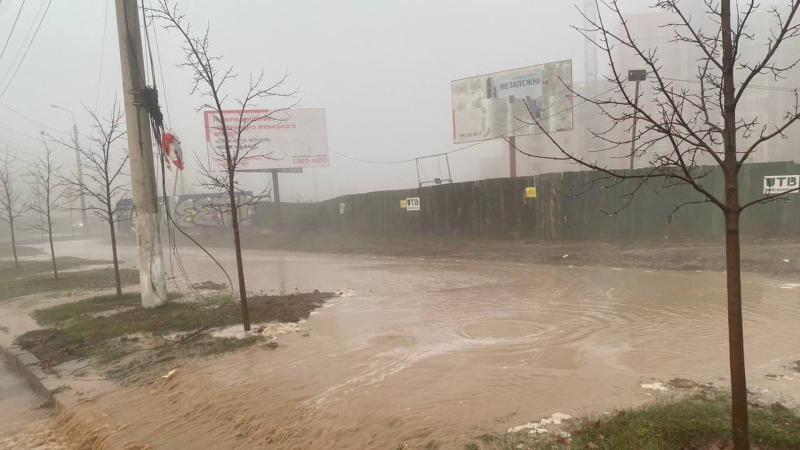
(203, 108, 329, 171)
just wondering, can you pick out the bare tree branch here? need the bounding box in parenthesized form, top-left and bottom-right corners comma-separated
(47, 101, 129, 295)
(151, 0, 297, 331)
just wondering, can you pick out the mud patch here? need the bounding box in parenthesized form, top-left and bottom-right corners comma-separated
(668, 378, 700, 389)
(17, 292, 335, 372)
(246, 292, 333, 323)
(15, 329, 99, 367)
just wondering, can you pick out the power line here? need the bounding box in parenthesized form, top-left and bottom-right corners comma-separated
(662, 77, 799, 92)
(94, 0, 111, 111)
(0, 0, 53, 98)
(0, 0, 45, 88)
(0, 100, 69, 133)
(148, 0, 172, 125)
(330, 86, 617, 165)
(0, 124, 41, 141)
(0, 0, 27, 63)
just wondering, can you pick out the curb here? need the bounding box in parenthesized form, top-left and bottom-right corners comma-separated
(0, 342, 59, 408)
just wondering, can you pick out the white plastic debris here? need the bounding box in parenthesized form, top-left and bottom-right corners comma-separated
(508, 413, 572, 434)
(640, 382, 668, 391)
(161, 369, 178, 383)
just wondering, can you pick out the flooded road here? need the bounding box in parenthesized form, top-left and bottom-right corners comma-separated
(0, 360, 69, 450)
(47, 239, 800, 449)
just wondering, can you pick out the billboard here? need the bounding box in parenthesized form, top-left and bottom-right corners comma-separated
(204, 108, 329, 171)
(451, 60, 573, 144)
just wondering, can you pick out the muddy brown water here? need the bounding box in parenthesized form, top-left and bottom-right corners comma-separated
(0, 361, 71, 450)
(23, 240, 800, 448)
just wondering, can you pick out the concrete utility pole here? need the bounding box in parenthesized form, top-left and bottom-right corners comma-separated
(51, 105, 89, 235)
(114, 0, 167, 308)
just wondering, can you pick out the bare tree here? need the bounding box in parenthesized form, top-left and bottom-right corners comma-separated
(151, 0, 297, 331)
(27, 136, 66, 280)
(51, 102, 130, 297)
(511, 1, 800, 448)
(0, 151, 26, 268)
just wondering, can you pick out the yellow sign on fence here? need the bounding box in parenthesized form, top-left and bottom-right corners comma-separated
(525, 187, 537, 198)
(400, 199, 408, 208)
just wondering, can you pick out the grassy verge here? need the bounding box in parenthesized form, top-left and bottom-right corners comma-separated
(0, 245, 42, 259)
(17, 291, 333, 377)
(0, 257, 138, 302)
(467, 393, 800, 450)
(0, 257, 109, 280)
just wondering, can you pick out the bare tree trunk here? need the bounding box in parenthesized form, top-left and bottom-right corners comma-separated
(47, 216, 58, 280)
(108, 216, 122, 297)
(725, 197, 749, 449)
(230, 191, 250, 331)
(720, 1, 749, 448)
(8, 218, 18, 268)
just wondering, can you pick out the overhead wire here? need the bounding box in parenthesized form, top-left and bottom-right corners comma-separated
(0, 0, 27, 62)
(331, 75, 797, 169)
(0, 0, 53, 98)
(661, 77, 799, 92)
(149, 0, 171, 125)
(330, 86, 618, 165)
(0, 100, 70, 133)
(137, 3, 234, 307)
(0, 0, 45, 89)
(94, 0, 111, 111)
(0, 123, 41, 141)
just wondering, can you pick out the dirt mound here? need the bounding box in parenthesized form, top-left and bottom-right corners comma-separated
(247, 292, 332, 323)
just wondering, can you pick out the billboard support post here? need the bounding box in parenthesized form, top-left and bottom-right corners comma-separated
(270, 169, 282, 228)
(509, 136, 517, 178)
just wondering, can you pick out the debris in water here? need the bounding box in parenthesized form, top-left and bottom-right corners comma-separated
(640, 382, 668, 391)
(562, 254, 569, 258)
(335, 289, 356, 297)
(508, 413, 572, 434)
(212, 322, 299, 339)
(765, 374, 785, 380)
(784, 259, 790, 263)
(161, 369, 178, 383)
(668, 378, 699, 389)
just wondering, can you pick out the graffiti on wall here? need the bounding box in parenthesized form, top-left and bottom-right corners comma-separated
(117, 192, 257, 231)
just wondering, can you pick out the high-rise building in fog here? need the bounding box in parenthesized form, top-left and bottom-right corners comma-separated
(508, 3, 800, 179)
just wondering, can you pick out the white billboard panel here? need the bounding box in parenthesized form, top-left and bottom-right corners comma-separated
(451, 60, 573, 144)
(204, 108, 329, 171)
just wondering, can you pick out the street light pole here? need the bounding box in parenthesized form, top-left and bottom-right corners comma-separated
(51, 105, 89, 235)
(627, 69, 647, 171)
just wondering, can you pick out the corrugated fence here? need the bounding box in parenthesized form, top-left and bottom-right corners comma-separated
(258, 161, 800, 240)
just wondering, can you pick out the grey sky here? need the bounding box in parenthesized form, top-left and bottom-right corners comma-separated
(0, 0, 656, 201)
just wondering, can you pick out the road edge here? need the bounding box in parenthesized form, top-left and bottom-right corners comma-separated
(0, 342, 59, 408)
